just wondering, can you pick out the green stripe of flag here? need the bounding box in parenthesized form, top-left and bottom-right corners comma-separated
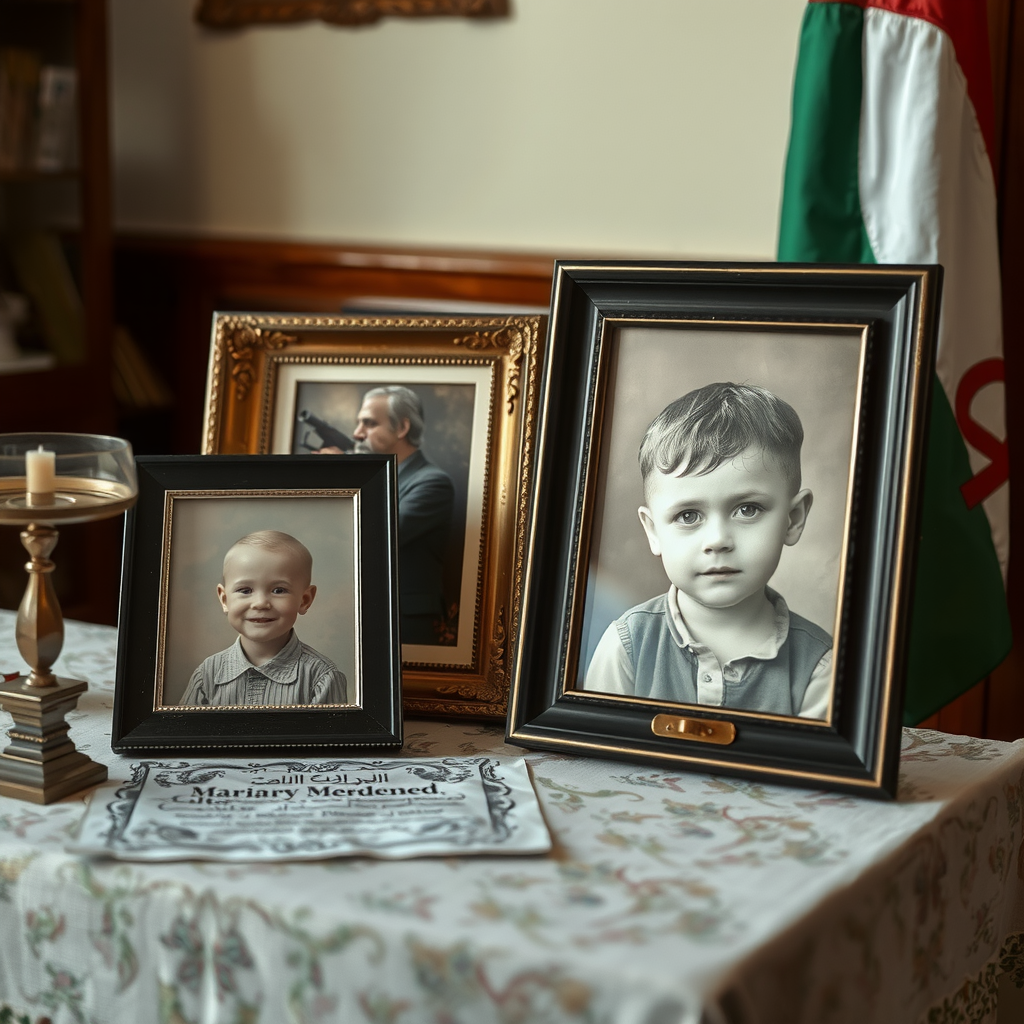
(910, 388, 1010, 723)
(779, 2, 874, 264)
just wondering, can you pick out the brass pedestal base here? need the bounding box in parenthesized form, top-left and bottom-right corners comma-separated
(0, 675, 107, 804)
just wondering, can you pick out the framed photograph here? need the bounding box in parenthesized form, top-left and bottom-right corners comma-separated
(195, 0, 509, 29)
(202, 313, 545, 719)
(112, 454, 402, 755)
(507, 261, 941, 799)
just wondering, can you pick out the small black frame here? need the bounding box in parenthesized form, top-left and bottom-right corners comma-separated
(506, 261, 941, 799)
(112, 455, 402, 755)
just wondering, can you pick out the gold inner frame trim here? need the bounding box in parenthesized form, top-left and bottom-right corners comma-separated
(153, 487, 361, 712)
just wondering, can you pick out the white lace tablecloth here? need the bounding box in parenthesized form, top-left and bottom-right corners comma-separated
(0, 611, 1021, 1024)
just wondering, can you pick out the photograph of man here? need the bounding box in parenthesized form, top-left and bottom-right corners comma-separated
(314, 385, 455, 645)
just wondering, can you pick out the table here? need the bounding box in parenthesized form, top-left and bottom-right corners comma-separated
(0, 612, 1022, 1024)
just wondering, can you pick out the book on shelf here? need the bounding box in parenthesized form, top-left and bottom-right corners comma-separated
(34, 66, 77, 173)
(7, 229, 85, 364)
(0, 48, 40, 174)
(0, 289, 55, 375)
(0, 50, 77, 175)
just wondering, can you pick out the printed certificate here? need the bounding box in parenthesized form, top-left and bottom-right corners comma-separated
(70, 757, 550, 860)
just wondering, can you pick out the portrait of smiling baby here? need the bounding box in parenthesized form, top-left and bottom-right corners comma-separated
(582, 382, 833, 720)
(179, 530, 349, 707)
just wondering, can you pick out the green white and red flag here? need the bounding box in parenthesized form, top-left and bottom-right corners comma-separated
(778, 0, 1011, 723)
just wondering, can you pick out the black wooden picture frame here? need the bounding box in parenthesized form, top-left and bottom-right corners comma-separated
(112, 455, 402, 755)
(506, 261, 941, 799)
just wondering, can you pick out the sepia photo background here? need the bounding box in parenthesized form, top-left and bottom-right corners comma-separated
(159, 494, 357, 706)
(577, 323, 864, 681)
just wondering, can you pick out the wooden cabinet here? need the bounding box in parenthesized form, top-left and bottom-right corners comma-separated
(0, 0, 118, 625)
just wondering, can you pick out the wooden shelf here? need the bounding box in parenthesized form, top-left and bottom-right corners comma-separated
(0, 1, 81, 6)
(0, 169, 78, 183)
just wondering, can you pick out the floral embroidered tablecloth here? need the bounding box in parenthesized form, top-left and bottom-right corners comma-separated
(0, 612, 1021, 1024)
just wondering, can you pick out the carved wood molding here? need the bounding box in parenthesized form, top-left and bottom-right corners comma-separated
(433, 605, 508, 707)
(195, 0, 509, 29)
(221, 319, 297, 400)
(453, 323, 528, 415)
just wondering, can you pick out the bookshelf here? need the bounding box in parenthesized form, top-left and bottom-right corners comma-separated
(0, 0, 118, 624)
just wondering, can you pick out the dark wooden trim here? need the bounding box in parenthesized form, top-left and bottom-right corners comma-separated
(990, 0, 1012, 173)
(918, 679, 988, 736)
(985, 0, 1024, 740)
(920, 2, 1023, 739)
(194, 0, 509, 29)
(114, 234, 557, 281)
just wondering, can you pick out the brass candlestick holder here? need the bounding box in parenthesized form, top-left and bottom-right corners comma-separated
(0, 433, 137, 804)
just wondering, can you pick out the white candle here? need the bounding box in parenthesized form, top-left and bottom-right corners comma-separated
(25, 446, 55, 504)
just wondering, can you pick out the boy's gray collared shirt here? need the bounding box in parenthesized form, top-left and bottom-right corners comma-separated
(584, 586, 832, 719)
(180, 631, 348, 707)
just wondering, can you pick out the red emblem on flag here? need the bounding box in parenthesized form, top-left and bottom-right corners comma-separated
(956, 358, 1008, 508)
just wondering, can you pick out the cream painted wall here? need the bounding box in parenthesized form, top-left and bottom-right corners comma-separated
(109, 0, 807, 258)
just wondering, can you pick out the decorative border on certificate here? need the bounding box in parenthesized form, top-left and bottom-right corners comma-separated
(71, 757, 551, 860)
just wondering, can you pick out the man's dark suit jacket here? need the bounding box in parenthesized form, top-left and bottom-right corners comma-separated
(397, 449, 455, 641)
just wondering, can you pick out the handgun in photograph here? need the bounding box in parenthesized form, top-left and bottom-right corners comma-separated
(296, 410, 355, 452)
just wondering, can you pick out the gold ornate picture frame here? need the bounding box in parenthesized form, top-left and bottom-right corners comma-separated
(195, 0, 509, 29)
(203, 312, 544, 719)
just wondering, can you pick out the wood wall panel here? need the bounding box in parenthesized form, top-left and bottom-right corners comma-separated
(113, 236, 557, 455)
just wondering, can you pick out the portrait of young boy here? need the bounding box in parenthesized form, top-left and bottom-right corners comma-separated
(582, 381, 833, 720)
(179, 529, 349, 707)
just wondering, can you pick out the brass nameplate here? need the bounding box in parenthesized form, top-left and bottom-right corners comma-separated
(651, 714, 736, 745)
